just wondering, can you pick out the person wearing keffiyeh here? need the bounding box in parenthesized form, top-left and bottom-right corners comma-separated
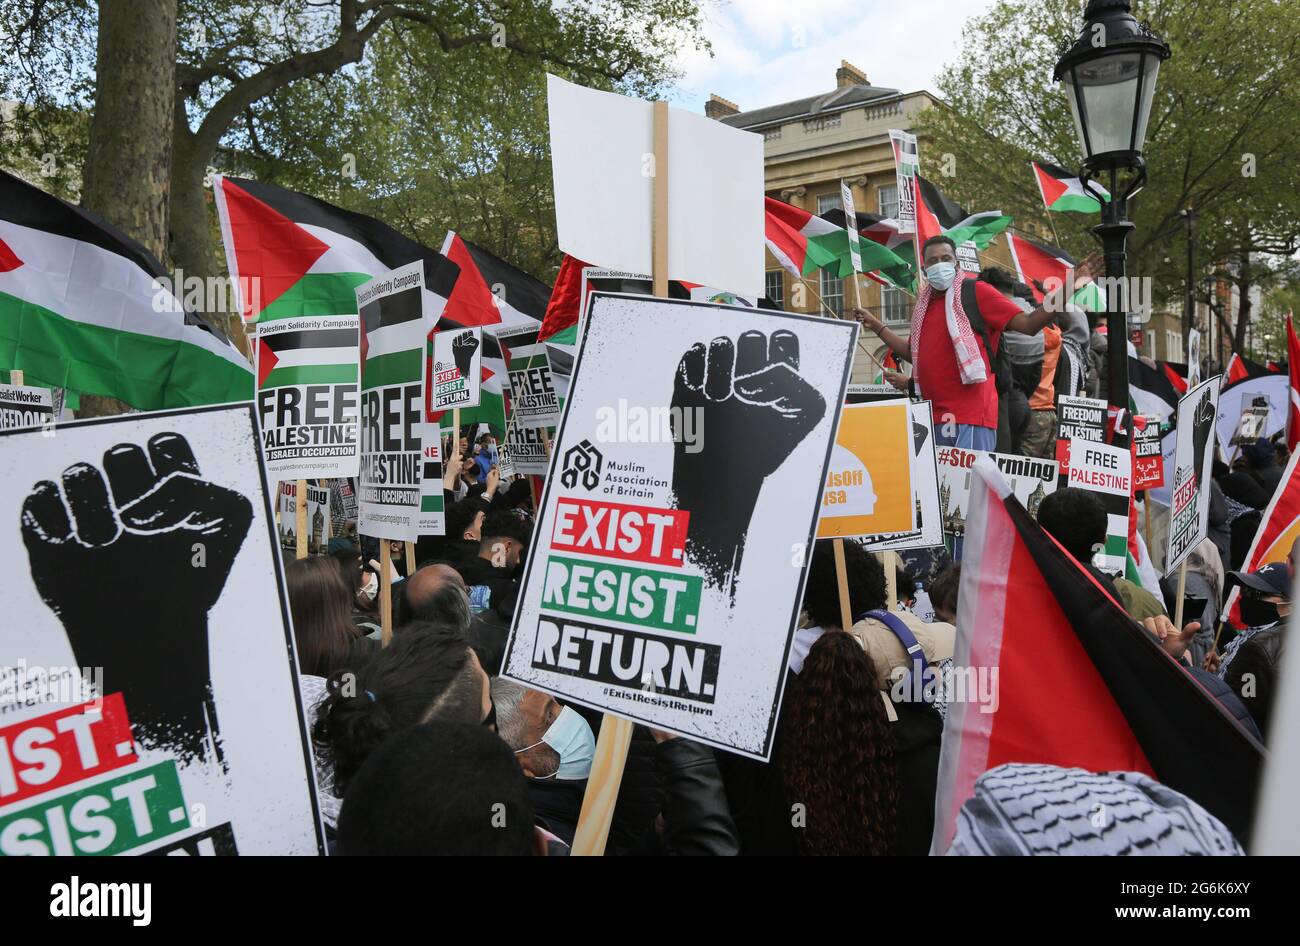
(854, 235, 1090, 451)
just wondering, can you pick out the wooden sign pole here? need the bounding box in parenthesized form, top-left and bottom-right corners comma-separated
(9, 369, 23, 385)
(832, 538, 854, 631)
(405, 541, 417, 577)
(1172, 560, 1189, 631)
(882, 550, 898, 611)
(295, 478, 308, 559)
(572, 98, 671, 857)
(379, 540, 394, 646)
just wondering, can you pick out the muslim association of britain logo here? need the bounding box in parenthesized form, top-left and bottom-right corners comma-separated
(561, 440, 603, 491)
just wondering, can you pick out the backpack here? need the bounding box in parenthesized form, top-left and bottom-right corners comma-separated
(960, 279, 1013, 395)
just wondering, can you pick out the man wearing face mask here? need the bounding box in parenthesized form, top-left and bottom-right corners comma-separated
(490, 678, 739, 853)
(854, 236, 1084, 450)
(492, 678, 597, 842)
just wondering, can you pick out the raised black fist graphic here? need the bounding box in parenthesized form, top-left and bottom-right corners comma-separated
(21, 432, 252, 765)
(452, 330, 479, 379)
(670, 330, 826, 588)
(1190, 388, 1216, 486)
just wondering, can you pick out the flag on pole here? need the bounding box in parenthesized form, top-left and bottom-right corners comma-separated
(764, 197, 913, 284)
(932, 459, 1263, 852)
(1005, 232, 1075, 303)
(432, 232, 549, 432)
(913, 175, 1013, 276)
(213, 175, 459, 328)
(0, 169, 251, 409)
(1031, 161, 1109, 214)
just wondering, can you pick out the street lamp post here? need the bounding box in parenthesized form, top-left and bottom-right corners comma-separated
(1054, 0, 1170, 418)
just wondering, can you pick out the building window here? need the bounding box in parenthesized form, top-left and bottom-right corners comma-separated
(765, 270, 784, 309)
(817, 192, 842, 216)
(878, 183, 899, 220)
(881, 285, 910, 324)
(820, 269, 843, 317)
(1165, 330, 1183, 362)
(1145, 330, 1154, 355)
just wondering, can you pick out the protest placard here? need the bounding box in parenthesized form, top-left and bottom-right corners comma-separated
(254, 312, 360, 480)
(504, 423, 552, 476)
(859, 401, 944, 551)
(0, 381, 54, 432)
(279, 481, 332, 554)
(355, 262, 429, 544)
(1230, 397, 1270, 446)
(0, 404, 324, 855)
(502, 293, 856, 759)
(1065, 439, 1132, 574)
(936, 446, 1058, 536)
(889, 129, 919, 235)
(1055, 394, 1107, 485)
(1133, 416, 1165, 490)
(430, 325, 482, 411)
(547, 75, 764, 298)
(1166, 376, 1221, 574)
(497, 324, 562, 430)
(816, 400, 914, 539)
(1215, 373, 1288, 456)
(417, 423, 445, 536)
(330, 477, 358, 533)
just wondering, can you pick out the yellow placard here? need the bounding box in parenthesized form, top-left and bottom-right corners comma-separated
(816, 401, 914, 539)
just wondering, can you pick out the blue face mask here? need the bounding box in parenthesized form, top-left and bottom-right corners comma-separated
(517, 706, 595, 780)
(925, 261, 957, 291)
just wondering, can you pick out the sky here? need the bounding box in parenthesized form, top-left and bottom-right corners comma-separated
(670, 0, 1000, 114)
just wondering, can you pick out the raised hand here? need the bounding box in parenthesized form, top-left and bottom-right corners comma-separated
(670, 330, 826, 587)
(452, 330, 479, 379)
(20, 432, 252, 764)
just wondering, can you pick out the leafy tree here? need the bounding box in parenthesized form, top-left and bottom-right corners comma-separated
(913, 0, 1300, 355)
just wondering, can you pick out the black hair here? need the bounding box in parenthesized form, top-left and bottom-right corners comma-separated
(1036, 487, 1107, 565)
(480, 509, 533, 551)
(328, 544, 364, 593)
(802, 539, 887, 628)
(312, 622, 480, 799)
(922, 235, 957, 256)
(978, 266, 1017, 294)
(446, 496, 488, 540)
(337, 722, 535, 856)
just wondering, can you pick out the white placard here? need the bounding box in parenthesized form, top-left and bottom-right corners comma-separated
(1166, 376, 1221, 573)
(431, 325, 482, 410)
(502, 293, 856, 759)
(547, 74, 764, 299)
(0, 404, 324, 855)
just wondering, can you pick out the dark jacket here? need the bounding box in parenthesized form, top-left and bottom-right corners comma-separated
(1224, 623, 1286, 743)
(537, 732, 739, 856)
(1185, 666, 1262, 743)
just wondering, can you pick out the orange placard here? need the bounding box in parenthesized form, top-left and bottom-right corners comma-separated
(816, 401, 914, 539)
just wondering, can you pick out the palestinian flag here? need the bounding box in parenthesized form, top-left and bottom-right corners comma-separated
(1223, 447, 1300, 630)
(1224, 352, 1274, 384)
(1129, 356, 1181, 423)
(817, 207, 917, 289)
(537, 254, 588, 343)
(1288, 313, 1300, 449)
(764, 197, 913, 285)
(431, 232, 548, 433)
(213, 175, 459, 330)
(932, 458, 1263, 852)
(1005, 232, 1075, 303)
(0, 170, 251, 409)
(1161, 361, 1189, 395)
(257, 322, 357, 388)
(914, 175, 1013, 257)
(1031, 161, 1109, 214)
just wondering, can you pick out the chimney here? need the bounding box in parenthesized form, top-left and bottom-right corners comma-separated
(705, 93, 741, 120)
(836, 60, 869, 88)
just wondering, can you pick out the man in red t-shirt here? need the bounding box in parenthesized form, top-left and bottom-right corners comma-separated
(854, 236, 1077, 450)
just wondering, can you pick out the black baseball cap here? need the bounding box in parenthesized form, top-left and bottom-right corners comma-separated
(1228, 562, 1291, 598)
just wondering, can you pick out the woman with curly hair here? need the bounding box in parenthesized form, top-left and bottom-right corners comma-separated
(781, 631, 899, 855)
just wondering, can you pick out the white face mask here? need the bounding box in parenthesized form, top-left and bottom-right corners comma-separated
(358, 572, 378, 603)
(925, 261, 957, 291)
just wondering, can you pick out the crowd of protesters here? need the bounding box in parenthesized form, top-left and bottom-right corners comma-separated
(280, 240, 1292, 855)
